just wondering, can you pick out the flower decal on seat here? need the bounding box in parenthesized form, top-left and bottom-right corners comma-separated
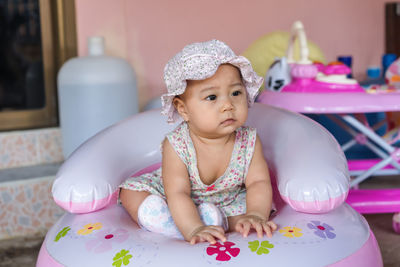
(307, 221, 336, 239)
(112, 249, 132, 267)
(77, 222, 102, 235)
(85, 228, 129, 253)
(248, 240, 274, 255)
(206, 241, 240, 261)
(279, 226, 303, 238)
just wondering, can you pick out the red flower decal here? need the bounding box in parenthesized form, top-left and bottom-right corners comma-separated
(206, 241, 240, 261)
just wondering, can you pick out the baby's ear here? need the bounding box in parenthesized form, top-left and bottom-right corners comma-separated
(173, 97, 189, 121)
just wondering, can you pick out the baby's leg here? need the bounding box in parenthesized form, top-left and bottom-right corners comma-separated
(119, 188, 150, 223)
(137, 194, 183, 238)
(198, 203, 228, 231)
(123, 193, 228, 239)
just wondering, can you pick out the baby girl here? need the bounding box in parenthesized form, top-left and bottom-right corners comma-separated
(119, 39, 276, 244)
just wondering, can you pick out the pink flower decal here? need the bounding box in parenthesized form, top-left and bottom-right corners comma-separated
(206, 241, 240, 261)
(86, 228, 129, 253)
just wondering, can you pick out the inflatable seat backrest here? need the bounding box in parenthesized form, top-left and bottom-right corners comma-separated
(52, 104, 349, 214)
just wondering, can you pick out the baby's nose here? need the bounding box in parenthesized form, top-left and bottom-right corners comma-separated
(221, 98, 234, 112)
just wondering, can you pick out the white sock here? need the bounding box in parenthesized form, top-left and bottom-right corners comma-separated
(137, 195, 228, 238)
(197, 202, 228, 231)
(137, 194, 183, 239)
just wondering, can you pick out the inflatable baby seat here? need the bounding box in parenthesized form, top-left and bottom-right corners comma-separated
(37, 104, 383, 267)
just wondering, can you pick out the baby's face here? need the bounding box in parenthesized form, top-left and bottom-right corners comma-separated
(176, 64, 248, 138)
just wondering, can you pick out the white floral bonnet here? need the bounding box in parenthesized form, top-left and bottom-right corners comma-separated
(161, 39, 263, 123)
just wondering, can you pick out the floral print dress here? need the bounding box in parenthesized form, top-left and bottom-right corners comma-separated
(119, 122, 257, 217)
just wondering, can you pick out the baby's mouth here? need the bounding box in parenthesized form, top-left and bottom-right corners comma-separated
(221, 118, 235, 126)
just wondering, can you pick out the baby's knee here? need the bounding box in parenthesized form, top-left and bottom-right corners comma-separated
(121, 189, 150, 204)
(120, 189, 151, 220)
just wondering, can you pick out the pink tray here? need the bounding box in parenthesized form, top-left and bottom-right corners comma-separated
(346, 189, 400, 214)
(257, 91, 400, 114)
(348, 159, 400, 171)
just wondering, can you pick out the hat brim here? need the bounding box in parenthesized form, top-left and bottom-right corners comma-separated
(161, 55, 263, 124)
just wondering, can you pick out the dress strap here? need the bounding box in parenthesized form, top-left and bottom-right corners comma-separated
(165, 122, 191, 166)
(236, 126, 257, 179)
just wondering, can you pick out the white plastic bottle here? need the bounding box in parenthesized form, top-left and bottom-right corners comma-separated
(57, 36, 138, 158)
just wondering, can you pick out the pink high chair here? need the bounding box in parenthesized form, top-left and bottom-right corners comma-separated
(259, 21, 400, 233)
(36, 104, 382, 267)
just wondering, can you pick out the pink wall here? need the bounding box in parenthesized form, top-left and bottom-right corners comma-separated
(75, 0, 389, 109)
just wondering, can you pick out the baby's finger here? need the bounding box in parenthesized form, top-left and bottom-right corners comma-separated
(267, 221, 278, 231)
(235, 222, 244, 234)
(191, 233, 211, 245)
(203, 233, 217, 244)
(252, 222, 264, 238)
(210, 227, 227, 242)
(262, 223, 272, 238)
(242, 222, 251, 237)
(190, 235, 200, 245)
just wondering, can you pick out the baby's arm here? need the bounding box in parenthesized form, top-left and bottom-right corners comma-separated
(162, 138, 226, 244)
(235, 135, 277, 238)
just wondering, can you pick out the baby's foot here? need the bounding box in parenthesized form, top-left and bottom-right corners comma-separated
(137, 194, 183, 239)
(198, 203, 228, 231)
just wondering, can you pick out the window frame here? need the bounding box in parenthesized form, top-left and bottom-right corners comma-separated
(0, 0, 77, 131)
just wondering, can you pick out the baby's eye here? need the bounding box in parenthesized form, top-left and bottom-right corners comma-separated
(232, 90, 242, 96)
(205, 95, 217, 101)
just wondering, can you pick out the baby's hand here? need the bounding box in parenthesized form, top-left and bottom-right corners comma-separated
(189, 225, 226, 245)
(235, 213, 277, 238)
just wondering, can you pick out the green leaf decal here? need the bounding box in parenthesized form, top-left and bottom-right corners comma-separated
(248, 240, 259, 252)
(112, 249, 133, 266)
(248, 240, 274, 256)
(54, 226, 71, 242)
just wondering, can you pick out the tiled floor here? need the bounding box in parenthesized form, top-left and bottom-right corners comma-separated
(359, 175, 400, 267)
(1, 176, 399, 267)
(0, 235, 43, 267)
(365, 213, 400, 267)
